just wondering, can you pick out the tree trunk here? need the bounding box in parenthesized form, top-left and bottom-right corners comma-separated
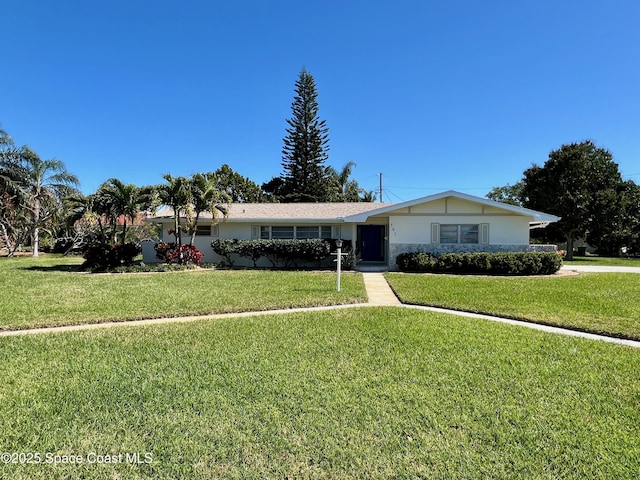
(173, 215, 183, 263)
(0, 223, 14, 256)
(189, 213, 201, 247)
(32, 226, 39, 257)
(565, 235, 574, 260)
(122, 220, 127, 246)
(32, 196, 40, 257)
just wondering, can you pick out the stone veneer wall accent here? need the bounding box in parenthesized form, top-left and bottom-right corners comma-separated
(388, 243, 558, 271)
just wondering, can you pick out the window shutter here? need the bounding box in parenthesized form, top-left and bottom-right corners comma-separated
(211, 224, 220, 237)
(251, 225, 260, 240)
(332, 225, 341, 239)
(431, 223, 440, 244)
(480, 223, 490, 244)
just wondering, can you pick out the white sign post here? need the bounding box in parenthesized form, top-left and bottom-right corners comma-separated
(333, 239, 345, 292)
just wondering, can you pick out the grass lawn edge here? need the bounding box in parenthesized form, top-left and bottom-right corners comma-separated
(385, 272, 640, 343)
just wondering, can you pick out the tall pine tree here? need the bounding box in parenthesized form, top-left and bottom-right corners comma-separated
(279, 68, 331, 202)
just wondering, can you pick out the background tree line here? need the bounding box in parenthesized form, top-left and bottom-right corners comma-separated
(0, 68, 374, 260)
(487, 140, 640, 259)
(2, 71, 639, 261)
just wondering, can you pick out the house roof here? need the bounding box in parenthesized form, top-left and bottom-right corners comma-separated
(148, 191, 560, 224)
(344, 190, 561, 224)
(151, 202, 393, 223)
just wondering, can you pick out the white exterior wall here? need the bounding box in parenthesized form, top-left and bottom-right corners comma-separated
(389, 216, 429, 244)
(143, 220, 353, 265)
(386, 214, 542, 270)
(389, 215, 530, 246)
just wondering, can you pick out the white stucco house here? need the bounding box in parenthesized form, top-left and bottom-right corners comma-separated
(142, 190, 559, 270)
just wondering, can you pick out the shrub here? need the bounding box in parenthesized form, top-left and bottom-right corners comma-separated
(395, 252, 439, 272)
(155, 242, 205, 265)
(211, 238, 346, 269)
(211, 239, 240, 266)
(396, 251, 562, 275)
(83, 243, 141, 270)
(52, 237, 74, 254)
(261, 239, 295, 267)
(111, 263, 201, 273)
(235, 240, 265, 267)
(437, 253, 492, 274)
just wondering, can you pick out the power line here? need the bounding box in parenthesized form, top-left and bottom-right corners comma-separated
(384, 189, 406, 202)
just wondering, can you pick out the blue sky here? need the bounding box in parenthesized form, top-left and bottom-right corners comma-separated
(2, 0, 639, 201)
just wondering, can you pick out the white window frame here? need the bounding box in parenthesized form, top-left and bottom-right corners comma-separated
(254, 225, 336, 240)
(431, 223, 489, 245)
(195, 224, 212, 236)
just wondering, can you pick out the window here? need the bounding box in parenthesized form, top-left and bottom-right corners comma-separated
(439, 225, 459, 243)
(193, 224, 219, 236)
(296, 226, 321, 239)
(195, 224, 211, 236)
(270, 226, 295, 239)
(438, 224, 479, 244)
(257, 226, 334, 240)
(460, 225, 479, 244)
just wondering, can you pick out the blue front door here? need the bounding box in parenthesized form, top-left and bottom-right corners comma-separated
(358, 225, 385, 262)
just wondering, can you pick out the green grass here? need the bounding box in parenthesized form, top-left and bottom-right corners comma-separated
(563, 256, 640, 266)
(0, 255, 366, 330)
(1, 308, 638, 479)
(386, 272, 640, 340)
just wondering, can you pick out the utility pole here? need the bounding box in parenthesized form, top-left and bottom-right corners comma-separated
(379, 172, 383, 203)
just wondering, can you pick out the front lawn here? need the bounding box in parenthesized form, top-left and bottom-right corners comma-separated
(563, 256, 640, 266)
(1, 308, 638, 479)
(0, 255, 366, 330)
(385, 272, 640, 340)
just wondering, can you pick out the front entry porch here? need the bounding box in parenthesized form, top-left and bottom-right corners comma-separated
(355, 224, 388, 271)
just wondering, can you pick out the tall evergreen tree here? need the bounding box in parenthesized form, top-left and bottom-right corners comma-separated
(279, 68, 331, 202)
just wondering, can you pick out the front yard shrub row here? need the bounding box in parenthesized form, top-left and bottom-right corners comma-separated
(154, 243, 205, 265)
(396, 251, 562, 275)
(211, 238, 352, 268)
(82, 243, 141, 270)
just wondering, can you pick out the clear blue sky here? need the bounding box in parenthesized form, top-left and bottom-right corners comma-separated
(2, 0, 639, 201)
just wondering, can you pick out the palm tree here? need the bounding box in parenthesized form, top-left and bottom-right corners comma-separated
(99, 178, 143, 246)
(0, 132, 29, 255)
(157, 174, 190, 249)
(187, 173, 230, 246)
(327, 161, 373, 202)
(18, 148, 80, 257)
(335, 161, 356, 200)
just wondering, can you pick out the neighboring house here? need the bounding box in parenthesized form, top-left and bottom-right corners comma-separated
(142, 190, 559, 270)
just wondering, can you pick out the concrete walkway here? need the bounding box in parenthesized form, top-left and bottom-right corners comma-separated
(361, 272, 401, 305)
(2, 271, 639, 349)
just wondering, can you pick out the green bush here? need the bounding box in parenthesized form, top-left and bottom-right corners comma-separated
(395, 252, 439, 272)
(211, 239, 240, 266)
(111, 263, 201, 273)
(396, 251, 562, 275)
(82, 243, 141, 271)
(236, 240, 265, 267)
(211, 238, 347, 269)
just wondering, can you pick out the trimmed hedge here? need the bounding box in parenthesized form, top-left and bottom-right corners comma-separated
(211, 238, 351, 269)
(82, 243, 141, 270)
(396, 251, 562, 275)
